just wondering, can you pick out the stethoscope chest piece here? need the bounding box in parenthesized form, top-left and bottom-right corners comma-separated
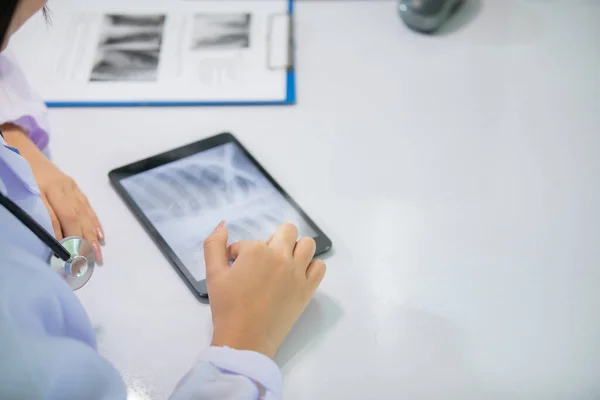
(49, 237, 95, 291)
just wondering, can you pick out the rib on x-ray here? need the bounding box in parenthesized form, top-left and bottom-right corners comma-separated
(120, 142, 316, 281)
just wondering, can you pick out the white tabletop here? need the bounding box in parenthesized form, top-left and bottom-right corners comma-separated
(45, 1, 600, 399)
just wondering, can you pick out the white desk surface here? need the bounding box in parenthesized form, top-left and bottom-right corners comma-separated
(44, 1, 600, 399)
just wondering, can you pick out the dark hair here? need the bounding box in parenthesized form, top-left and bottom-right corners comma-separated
(0, 2, 49, 47)
(0, 0, 19, 47)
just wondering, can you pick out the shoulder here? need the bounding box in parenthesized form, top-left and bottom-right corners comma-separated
(0, 50, 35, 98)
(0, 49, 51, 150)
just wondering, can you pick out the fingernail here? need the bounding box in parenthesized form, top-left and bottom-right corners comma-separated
(96, 227, 105, 246)
(214, 220, 226, 233)
(92, 242, 103, 266)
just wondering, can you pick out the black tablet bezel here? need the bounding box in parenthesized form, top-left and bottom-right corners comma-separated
(108, 132, 332, 298)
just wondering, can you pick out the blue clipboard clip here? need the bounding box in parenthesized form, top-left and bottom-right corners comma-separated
(266, 12, 294, 72)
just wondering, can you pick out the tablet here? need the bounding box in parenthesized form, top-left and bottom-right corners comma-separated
(109, 133, 332, 298)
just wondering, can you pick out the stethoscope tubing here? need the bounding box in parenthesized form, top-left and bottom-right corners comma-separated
(0, 191, 72, 261)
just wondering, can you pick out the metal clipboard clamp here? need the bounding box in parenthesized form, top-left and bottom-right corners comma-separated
(266, 12, 294, 71)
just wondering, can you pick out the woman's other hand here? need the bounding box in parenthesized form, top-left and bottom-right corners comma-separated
(1, 124, 105, 264)
(204, 222, 326, 359)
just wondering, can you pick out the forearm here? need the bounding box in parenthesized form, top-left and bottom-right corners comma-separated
(1, 123, 51, 171)
(1, 123, 46, 159)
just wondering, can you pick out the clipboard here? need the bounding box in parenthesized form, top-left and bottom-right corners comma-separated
(16, 0, 296, 108)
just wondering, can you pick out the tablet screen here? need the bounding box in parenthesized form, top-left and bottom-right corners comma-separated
(120, 142, 317, 281)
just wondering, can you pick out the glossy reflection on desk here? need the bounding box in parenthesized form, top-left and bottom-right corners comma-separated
(46, 1, 600, 399)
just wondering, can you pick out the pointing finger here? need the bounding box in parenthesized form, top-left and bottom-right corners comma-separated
(204, 221, 229, 280)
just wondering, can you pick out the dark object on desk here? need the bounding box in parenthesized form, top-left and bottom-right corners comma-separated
(398, 0, 463, 33)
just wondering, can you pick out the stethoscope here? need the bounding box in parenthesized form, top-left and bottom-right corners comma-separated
(0, 191, 95, 290)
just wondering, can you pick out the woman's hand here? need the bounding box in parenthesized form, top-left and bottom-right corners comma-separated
(2, 124, 104, 264)
(204, 222, 326, 359)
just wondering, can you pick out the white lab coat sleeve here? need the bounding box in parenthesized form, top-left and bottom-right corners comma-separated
(0, 242, 282, 400)
(2, 328, 282, 400)
(1, 318, 282, 400)
(171, 347, 283, 400)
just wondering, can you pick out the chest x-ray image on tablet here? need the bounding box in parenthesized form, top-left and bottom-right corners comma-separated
(109, 133, 331, 298)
